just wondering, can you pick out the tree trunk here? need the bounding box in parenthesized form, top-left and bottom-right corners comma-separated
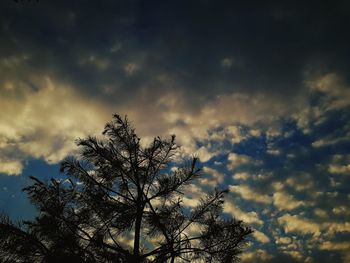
(133, 208, 142, 261)
(170, 243, 176, 263)
(133, 185, 144, 263)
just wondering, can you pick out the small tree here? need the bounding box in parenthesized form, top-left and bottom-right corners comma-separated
(0, 114, 252, 262)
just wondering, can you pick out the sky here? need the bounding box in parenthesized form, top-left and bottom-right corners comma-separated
(1, 0, 350, 262)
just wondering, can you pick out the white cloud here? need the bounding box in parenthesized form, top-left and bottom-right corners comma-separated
(116, 88, 300, 165)
(278, 214, 321, 237)
(324, 222, 350, 236)
(253, 230, 270, 243)
(233, 172, 250, 180)
(319, 241, 350, 251)
(227, 153, 251, 170)
(328, 164, 350, 174)
(0, 158, 23, 175)
(312, 134, 350, 148)
(229, 185, 272, 204)
(196, 146, 217, 162)
(314, 208, 327, 218)
(273, 191, 305, 211)
(182, 184, 203, 208)
(224, 199, 263, 225)
(241, 249, 272, 262)
(201, 92, 290, 127)
(1, 78, 289, 176)
(294, 72, 350, 134)
(332, 206, 350, 216)
(285, 174, 314, 191)
(182, 196, 200, 208)
(266, 149, 281, 156)
(319, 241, 350, 263)
(275, 236, 292, 245)
(200, 166, 224, 186)
(307, 73, 350, 110)
(225, 125, 246, 144)
(272, 181, 284, 191)
(0, 77, 110, 175)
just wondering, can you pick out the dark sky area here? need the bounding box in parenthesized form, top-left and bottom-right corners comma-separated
(1, 1, 350, 262)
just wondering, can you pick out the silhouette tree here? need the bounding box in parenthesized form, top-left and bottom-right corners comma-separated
(0, 114, 253, 262)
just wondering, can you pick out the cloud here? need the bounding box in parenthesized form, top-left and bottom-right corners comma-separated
(0, 77, 110, 175)
(200, 166, 224, 187)
(294, 72, 350, 135)
(313, 208, 327, 219)
(241, 249, 272, 263)
(1, 2, 350, 262)
(223, 199, 263, 225)
(332, 206, 350, 216)
(195, 146, 217, 162)
(312, 136, 350, 148)
(273, 191, 305, 211)
(319, 241, 350, 263)
(181, 196, 200, 208)
(233, 172, 250, 180)
(275, 236, 292, 245)
(0, 158, 23, 175)
(181, 184, 203, 208)
(319, 241, 350, 251)
(0, 75, 292, 177)
(285, 173, 314, 192)
(229, 184, 272, 204)
(266, 148, 281, 156)
(225, 125, 247, 144)
(324, 222, 350, 236)
(319, 242, 350, 263)
(253, 230, 270, 243)
(307, 73, 350, 110)
(328, 164, 350, 175)
(227, 153, 251, 170)
(277, 214, 321, 237)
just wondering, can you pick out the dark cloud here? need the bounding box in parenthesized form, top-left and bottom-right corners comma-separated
(1, 0, 350, 106)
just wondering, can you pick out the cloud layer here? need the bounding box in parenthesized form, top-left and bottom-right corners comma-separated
(1, 1, 350, 262)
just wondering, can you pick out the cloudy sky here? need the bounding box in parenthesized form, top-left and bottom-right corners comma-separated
(1, 0, 350, 262)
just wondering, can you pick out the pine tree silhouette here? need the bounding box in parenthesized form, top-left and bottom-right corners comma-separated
(0, 114, 253, 262)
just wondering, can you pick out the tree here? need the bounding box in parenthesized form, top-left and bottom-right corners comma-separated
(0, 114, 253, 262)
